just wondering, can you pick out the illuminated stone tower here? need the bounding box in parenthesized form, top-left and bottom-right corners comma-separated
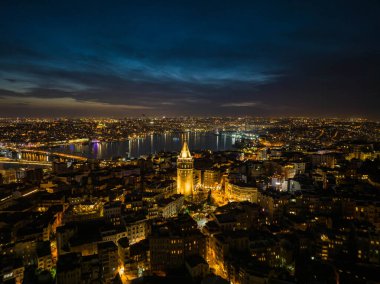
(177, 141, 194, 196)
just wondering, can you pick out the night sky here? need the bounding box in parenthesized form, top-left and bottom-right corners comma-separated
(0, 0, 379, 118)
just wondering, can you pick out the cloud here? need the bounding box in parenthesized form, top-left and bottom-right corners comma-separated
(0, 95, 153, 110)
(221, 101, 260, 107)
(0, 1, 379, 118)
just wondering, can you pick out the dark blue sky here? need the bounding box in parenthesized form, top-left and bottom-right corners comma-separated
(0, 0, 379, 118)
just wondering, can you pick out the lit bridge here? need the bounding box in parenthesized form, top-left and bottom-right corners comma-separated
(1, 147, 88, 164)
(0, 158, 51, 167)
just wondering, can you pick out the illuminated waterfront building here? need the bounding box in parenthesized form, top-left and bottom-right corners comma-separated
(177, 141, 194, 196)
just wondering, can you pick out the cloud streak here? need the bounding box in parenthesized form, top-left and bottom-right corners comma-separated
(221, 101, 260, 107)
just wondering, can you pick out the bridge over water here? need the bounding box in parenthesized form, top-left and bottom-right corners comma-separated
(1, 147, 88, 165)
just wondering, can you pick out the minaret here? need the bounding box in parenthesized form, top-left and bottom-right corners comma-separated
(177, 141, 194, 196)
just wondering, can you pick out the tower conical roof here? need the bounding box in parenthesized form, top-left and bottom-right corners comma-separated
(179, 141, 192, 159)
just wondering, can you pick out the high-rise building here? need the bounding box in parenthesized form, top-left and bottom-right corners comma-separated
(177, 142, 194, 196)
(56, 253, 82, 284)
(149, 215, 206, 272)
(97, 241, 118, 282)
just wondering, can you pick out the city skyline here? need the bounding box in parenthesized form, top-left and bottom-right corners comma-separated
(1, 0, 380, 118)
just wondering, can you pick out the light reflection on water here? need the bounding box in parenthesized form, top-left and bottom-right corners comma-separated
(56, 132, 235, 160)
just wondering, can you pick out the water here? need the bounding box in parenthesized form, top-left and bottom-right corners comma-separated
(55, 132, 236, 160)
